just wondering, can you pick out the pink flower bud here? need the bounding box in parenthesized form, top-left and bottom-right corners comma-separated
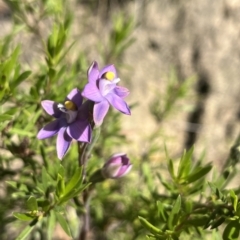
(102, 153, 132, 179)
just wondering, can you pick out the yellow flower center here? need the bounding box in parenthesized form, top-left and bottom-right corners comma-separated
(64, 101, 77, 111)
(103, 71, 115, 81)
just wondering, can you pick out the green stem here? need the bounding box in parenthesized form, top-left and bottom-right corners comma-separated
(78, 109, 96, 240)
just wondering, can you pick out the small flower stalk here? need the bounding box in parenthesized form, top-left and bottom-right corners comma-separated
(101, 153, 132, 179)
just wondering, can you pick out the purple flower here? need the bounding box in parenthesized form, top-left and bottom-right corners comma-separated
(101, 153, 132, 179)
(37, 88, 92, 159)
(82, 61, 131, 126)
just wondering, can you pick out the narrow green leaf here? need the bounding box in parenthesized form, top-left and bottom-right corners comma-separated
(55, 211, 72, 237)
(157, 173, 175, 191)
(41, 167, 49, 192)
(58, 40, 76, 64)
(188, 179, 205, 195)
(223, 220, 240, 240)
(168, 195, 181, 230)
(138, 216, 162, 234)
(26, 196, 38, 211)
(204, 210, 218, 229)
(13, 70, 31, 88)
(185, 200, 193, 214)
(177, 147, 194, 179)
(185, 215, 209, 227)
(236, 204, 240, 217)
(230, 190, 238, 212)
(58, 182, 91, 205)
(37, 199, 50, 211)
(210, 217, 225, 229)
(48, 24, 58, 57)
(2, 46, 20, 79)
(9, 128, 34, 137)
(47, 211, 56, 240)
(208, 182, 224, 200)
(58, 165, 65, 178)
(185, 164, 212, 184)
(16, 224, 35, 240)
(13, 212, 34, 221)
(64, 167, 82, 195)
(157, 201, 167, 221)
(0, 114, 12, 121)
(0, 120, 9, 131)
(168, 159, 175, 179)
(6, 181, 28, 192)
(48, 68, 56, 80)
(40, 145, 47, 167)
(6, 181, 18, 189)
(4, 107, 18, 116)
(172, 195, 181, 215)
(56, 174, 65, 198)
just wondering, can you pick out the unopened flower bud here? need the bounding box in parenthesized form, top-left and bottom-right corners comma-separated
(101, 153, 132, 179)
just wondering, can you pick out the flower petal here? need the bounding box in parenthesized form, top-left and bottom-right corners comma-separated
(99, 79, 117, 96)
(77, 100, 93, 121)
(102, 163, 121, 178)
(93, 100, 110, 126)
(66, 88, 83, 108)
(82, 82, 103, 102)
(99, 64, 117, 78)
(117, 164, 132, 178)
(41, 100, 62, 118)
(37, 120, 60, 139)
(56, 127, 72, 160)
(114, 86, 130, 98)
(107, 153, 127, 164)
(88, 61, 99, 83)
(67, 120, 91, 142)
(105, 93, 131, 115)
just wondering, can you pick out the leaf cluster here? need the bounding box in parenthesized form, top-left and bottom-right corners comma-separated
(138, 145, 240, 240)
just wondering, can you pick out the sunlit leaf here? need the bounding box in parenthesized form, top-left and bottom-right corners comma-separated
(230, 190, 238, 212)
(168, 195, 181, 230)
(56, 174, 65, 198)
(138, 216, 162, 234)
(168, 159, 175, 179)
(16, 224, 35, 240)
(47, 211, 56, 240)
(157, 201, 167, 222)
(223, 220, 240, 240)
(64, 167, 82, 195)
(0, 114, 12, 121)
(55, 211, 72, 237)
(185, 164, 212, 184)
(208, 182, 224, 201)
(177, 147, 194, 179)
(210, 217, 225, 229)
(13, 70, 31, 88)
(26, 196, 38, 211)
(13, 212, 34, 221)
(9, 128, 35, 137)
(6, 181, 28, 192)
(185, 215, 209, 227)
